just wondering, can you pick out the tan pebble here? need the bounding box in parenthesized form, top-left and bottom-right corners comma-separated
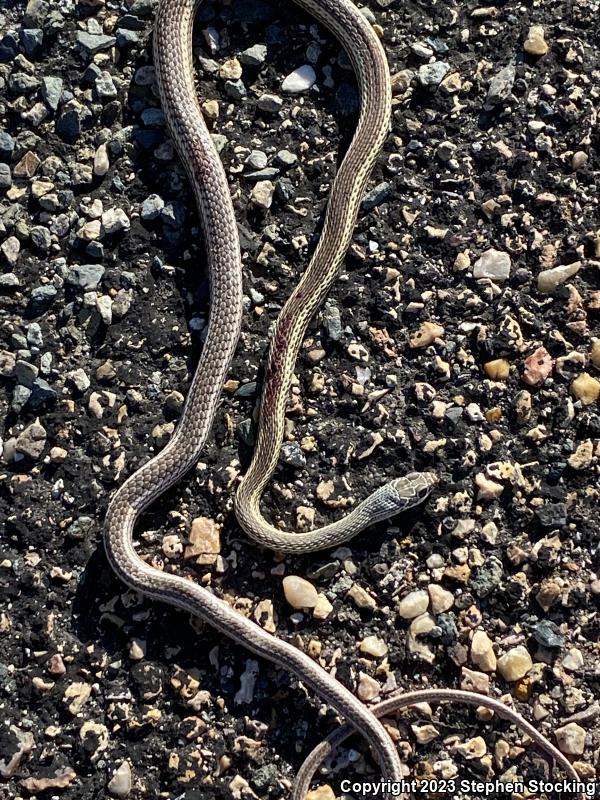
(219, 58, 242, 80)
(63, 681, 92, 714)
(347, 583, 376, 610)
(185, 517, 221, 564)
(524, 25, 549, 56)
(397, 589, 429, 619)
(497, 645, 532, 681)
(296, 505, 316, 530)
(514, 389, 532, 423)
(49, 446, 68, 463)
(108, 760, 132, 798)
(312, 593, 333, 621)
(536, 580, 561, 611)
(554, 722, 586, 756)
(48, 654, 66, 676)
(571, 372, 600, 405)
(568, 440, 593, 470)
(471, 630, 497, 672)
(460, 667, 490, 693)
(428, 584, 454, 614)
(522, 346, 552, 386)
(475, 472, 504, 500)
(412, 724, 439, 744)
(254, 599, 276, 633)
(162, 534, 183, 558)
(316, 479, 334, 501)
(514, 677, 532, 701)
(201, 99, 219, 119)
(357, 672, 380, 702)
(537, 261, 581, 293)
(410, 321, 444, 348)
(282, 575, 318, 609)
(306, 786, 336, 800)
(455, 736, 487, 759)
(359, 635, 388, 658)
(562, 647, 584, 671)
(591, 341, 600, 368)
(407, 613, 436, 664)
(484, 359, 510, 380)
(571, 151, 588, 170)
(306, 348, 326, 364)
(128, 639, 146, 661)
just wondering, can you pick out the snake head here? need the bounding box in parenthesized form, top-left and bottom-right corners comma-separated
(389, 471, 437, 508)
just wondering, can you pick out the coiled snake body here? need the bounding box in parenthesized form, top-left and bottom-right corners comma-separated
(104, 0, 583, 796)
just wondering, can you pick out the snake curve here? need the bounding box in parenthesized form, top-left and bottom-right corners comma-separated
(103, 0, 582, 797)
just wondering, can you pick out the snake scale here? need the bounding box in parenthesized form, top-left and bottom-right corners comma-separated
(104, 0, 584, 797)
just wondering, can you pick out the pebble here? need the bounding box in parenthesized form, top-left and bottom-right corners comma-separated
(282, 65, 316, 93)
(141, 193, 164, 220)
(537, 261, 581, 292)
(250, 180, 275, 209)
(76, 32, 116, 55)
(418, 61, 450, 86)
(554, 723, 586, 755)
(523, 347, 552, 386)
(410, 321, 444, 348)
(219, 58, 242, 81)
(107, 761, 132, 798)
(93, 143, 110, 176)
(184, 517, 221, 564)
(257, 93, 283, 113)
(306, 787, 335, 800)
(357, 672, 380, 702)
(473, 248, 511, 282)
(1, 236, 20, 267)
(102, 207, 130, 235)
(15, 419, 47, 460)
(312, 593, 333, 621)
(359, 635, 388, 657)
(428, 585, 454, 614)
(66, 263, 105, 290)
(571, 373, 600, 405)
(13, 150, 41, 178)
(0, 163, 11, 188)
(524, 25, 549, 56)
(241, 44, 267, 66)
(484, 64, 515, 110)
(484, 359, 510, 381)
(497, 645, 533, 681)
(471, 630, 496, 672)
(282, 576, 319, 609)
(397, 589, 429, 619)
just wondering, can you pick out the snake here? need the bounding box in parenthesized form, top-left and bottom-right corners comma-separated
(103, 0, 584, 797)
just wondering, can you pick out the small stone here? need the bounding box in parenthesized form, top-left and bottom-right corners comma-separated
(357, 672, 380, 702)
(306, 786, 335, 800)
(63, 681, 92, 714)
(428, 585, 454, 614)
(184, 517, 221, 564)
(282, 576, 318, 609)
(257, 93, 283, 113)
(475, 472, 504, 500)
(524, 25, 549, 56)
(312, 593, 333, 621)
(219, 58, 242, 80)
(456, 736, 487, 759)
(568, 440, 593, 470)
(473, 248, 511, 282)
(67, 368, 90, 393)
(484, 359, 510, 381)
(522, 346, 552, 386)
(108, 761, 132, 798)
(571, 151, 588, 170)
(359, 635, 388, 658)
(250, 180, 275, 209)
(484, 64, 515, 110)
(13, 150, 41, 178)
(410, 321, 444, 348)
(397, 589, 429, 619)
(15, 420, 47, 460)
(0, 163, 11, 188)
(66, 263, 105, 290)
(41, 75, 63, 110)
(418, 61, 450, 86)
(562, 648, 584, 672)
(76, 31, 116, 55)
(471, 630, 496, 672)
(591, 340, 600, 369)
(282, 64, 316, 93)
(537, 262, 581, 293)
(141, 193, 164, 221)
(571, 373, 600, 405)
(461, 667, 490, 694)
(497, 645, 532, 682)
(347, 583, 376, 610)
(102, 207, 130, 235)
(94, 143, 110, 176)
(1, 236, 20, 267)
(241, 44, 267, 66)
(554, 723, 586, 756)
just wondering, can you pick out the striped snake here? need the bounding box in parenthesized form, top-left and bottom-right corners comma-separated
(104, 0, 583, 797)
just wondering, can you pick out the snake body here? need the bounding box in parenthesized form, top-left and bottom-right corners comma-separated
(104, 0, 580, 796)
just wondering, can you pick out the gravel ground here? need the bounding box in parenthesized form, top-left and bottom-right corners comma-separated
(1, 0, 599, 798)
